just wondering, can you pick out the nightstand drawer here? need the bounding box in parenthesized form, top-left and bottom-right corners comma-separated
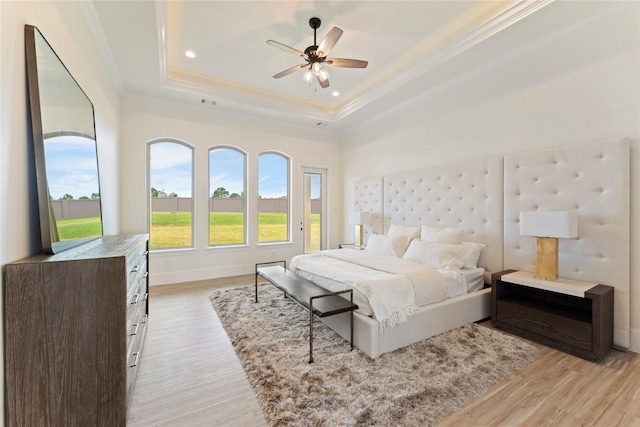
(497, 298, 592, 351)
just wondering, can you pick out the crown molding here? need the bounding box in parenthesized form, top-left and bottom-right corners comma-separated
(152, 0, 554, 125)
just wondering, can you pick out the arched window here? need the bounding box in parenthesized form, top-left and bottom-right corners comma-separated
(258, 152, 290, 243)
(209, 146, 246, 246)
(148, 140, 194, 249)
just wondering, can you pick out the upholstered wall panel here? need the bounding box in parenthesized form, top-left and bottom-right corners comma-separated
(382, 157, 504, 277)
(503, 138, 630, 348)
(354, 177, 384, 242)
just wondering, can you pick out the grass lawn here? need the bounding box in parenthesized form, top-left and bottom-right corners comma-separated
(57, 212, 321, 250)
(150, 211, 320, 249)
(56, 217, 102, 241)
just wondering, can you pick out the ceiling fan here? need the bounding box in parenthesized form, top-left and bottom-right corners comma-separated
(266, 17, 368, 89)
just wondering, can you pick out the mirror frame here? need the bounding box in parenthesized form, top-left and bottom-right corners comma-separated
(25, 25, 103, 254)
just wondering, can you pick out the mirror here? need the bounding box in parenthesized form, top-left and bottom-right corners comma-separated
(25, 25, 103, 254)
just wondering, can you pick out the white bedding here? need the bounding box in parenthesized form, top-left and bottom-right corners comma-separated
(290, 249, 483, 331)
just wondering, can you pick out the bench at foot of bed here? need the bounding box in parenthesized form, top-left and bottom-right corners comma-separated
(255, 261, 359, 363)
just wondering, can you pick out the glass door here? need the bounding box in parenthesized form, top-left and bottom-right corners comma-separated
(302, 168, 326, 253)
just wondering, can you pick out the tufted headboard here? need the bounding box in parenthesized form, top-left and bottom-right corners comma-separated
(353, 177, 384, 239)
(352, 138, 630, 348)
(503, 138, 630, 348)
(354, 157, 504, 280)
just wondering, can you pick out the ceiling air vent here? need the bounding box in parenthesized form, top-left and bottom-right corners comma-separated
(200, 98, 216, 106)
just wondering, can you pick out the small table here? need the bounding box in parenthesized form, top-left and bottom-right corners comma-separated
(492, 270, 613, 361)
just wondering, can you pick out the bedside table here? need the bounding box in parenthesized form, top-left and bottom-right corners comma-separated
(491, 270, 613, 362)
(338, 243, 364, 250)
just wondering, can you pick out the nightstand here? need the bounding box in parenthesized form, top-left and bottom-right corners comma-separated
(491, 270, 613, 361)
(338, 243, 364, 250)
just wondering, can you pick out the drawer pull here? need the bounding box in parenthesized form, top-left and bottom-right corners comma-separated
(141, 314, 148, 324)
(142, 293, 149, 302)
(131, 265, 140, 273)
(142, 272, 149, 279)
(526, 318, 551, 329)
(131, 294, 140, 305)
(129, 352, 140, 368)
(142, 251, 149, 256)
(130, 322, 140, 336)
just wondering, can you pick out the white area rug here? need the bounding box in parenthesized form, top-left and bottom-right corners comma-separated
(210, 284, 538, 426)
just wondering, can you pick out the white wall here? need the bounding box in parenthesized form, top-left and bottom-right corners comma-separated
(1, 0, 122, 420)
(119, 96, 343, 285)
(341, 2, 640, 351)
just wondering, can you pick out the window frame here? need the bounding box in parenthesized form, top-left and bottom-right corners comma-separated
(147, 138, 196, 251)
(208, 145, 248, 248)
(257, 151, 291, 245)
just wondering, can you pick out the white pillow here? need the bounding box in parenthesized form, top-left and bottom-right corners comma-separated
(420, 225, 464, 244)
(387, 224, 421, 240)
(461, 241, 486, 269)
(402, 240, 466, 270)
(365, 234, 411, 258)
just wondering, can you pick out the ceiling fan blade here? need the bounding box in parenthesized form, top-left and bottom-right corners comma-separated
(273, 64, 308, 79)
(317, 74, 330, 88)
(316, 27, 343, 57)
(266, 40, 309, 61)
(325, 58, 368, 68)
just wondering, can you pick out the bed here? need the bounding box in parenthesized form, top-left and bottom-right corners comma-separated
(290, 233, 489, 359)
(292, 138, 630, 358)
(292, 156, 505, 358)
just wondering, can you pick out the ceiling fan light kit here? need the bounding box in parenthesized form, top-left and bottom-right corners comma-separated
(267, 17, 368, 89)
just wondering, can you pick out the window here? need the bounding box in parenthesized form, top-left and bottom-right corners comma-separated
(148, 140, 194, 249)
(258, 152, 289, 243)
(209, 147, 246, 246)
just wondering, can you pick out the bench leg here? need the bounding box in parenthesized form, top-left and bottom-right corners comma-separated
(350, 310, 354, 352)
(350, 290, 354, 351)
(254, 273, 258, 303)
(309, 299, 314, 364)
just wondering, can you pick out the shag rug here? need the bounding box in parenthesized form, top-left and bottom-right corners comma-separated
(210, 284, 538, 427)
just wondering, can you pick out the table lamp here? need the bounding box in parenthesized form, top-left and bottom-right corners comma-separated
(520, 211, 578, 280)
(349, 212, 370, 248)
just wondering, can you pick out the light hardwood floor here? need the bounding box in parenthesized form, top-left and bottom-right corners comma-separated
(128, 276, 640, 426)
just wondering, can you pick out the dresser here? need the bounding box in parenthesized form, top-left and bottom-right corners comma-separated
(492, 270, 613, 361)
(4, 234, 149, 426)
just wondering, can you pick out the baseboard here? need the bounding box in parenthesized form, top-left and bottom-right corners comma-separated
(629, 328, 640, 354)
(150, 264, 253, 286)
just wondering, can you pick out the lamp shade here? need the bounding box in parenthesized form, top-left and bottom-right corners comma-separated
(349, 211, 370, 225)
(520, 211, 578, 238)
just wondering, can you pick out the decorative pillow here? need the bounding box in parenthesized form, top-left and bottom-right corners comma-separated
(365, 234, 412, 258)
(387, 224, 421, 240)
(402, 240, 466, 270)
(420, 225, 464, 244)
(461, 241, 486, 269)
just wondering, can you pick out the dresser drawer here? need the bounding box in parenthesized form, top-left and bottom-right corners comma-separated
(496, 299, 592, 350)
(126, 242, 148, 295)
(126, 309, 147, 358)
(127, 259, 148, 295)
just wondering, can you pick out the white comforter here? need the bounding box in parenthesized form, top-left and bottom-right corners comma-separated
(290, 249, 465, 331)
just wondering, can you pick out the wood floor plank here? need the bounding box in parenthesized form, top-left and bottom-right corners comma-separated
(127, 276, 267, 427)
(128, 276, 640, 426)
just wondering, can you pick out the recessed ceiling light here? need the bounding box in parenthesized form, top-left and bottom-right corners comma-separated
(185, 50, 196, 59)
(332, 91, 340, 97)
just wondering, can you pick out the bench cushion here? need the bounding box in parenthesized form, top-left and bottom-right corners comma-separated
(257, 266, 358, 317)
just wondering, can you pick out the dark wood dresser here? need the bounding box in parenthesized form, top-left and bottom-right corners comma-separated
(4, 234, 149, 426)
(492, 270, 613, 362)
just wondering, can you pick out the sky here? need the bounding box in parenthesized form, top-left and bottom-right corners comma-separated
(149, 142, 319, 199)
(44, 135, 100, 200)
(44, 140, 319, 201)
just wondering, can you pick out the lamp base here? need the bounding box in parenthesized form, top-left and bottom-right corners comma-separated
(536, 237, 559, 280)
(354, 224, 364, 248)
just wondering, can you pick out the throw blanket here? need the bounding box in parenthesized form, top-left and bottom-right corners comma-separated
(290, 249, 455, 331)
